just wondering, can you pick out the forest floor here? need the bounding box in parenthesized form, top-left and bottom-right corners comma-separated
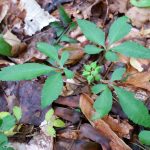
(0, 0, 150, 150)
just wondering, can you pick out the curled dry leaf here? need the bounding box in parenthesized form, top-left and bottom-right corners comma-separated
(109, 0, 129, 14)
(80, 123, 111, 150)
(126, 7, 150, 28)
(130, 58, 144, 72)
(55, 95, 79, 108)
(60, 45, 84, 65)
(80, 94, 132, 150)
(0, 0, 9, 23)
(11, 28, 55, 64)
(58, 129, 79, 140)
(3, 30, 27, 56)
(125, 71, 150, 92)
(54, 107, 81, 124)
(54, 138, 101, 150)
(103, 116, 133, 139)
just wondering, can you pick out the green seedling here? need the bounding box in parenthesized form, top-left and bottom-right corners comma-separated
(0, 43, 74, 109)
(40, 109, 65, 137)
(0, 106, 22, 150)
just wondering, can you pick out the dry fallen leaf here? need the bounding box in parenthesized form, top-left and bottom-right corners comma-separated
(61, 44, 84, 65)
(103, 116, 133, 139)
(130, 58, 144, 72)
(109, 0, 129, 14)
(19, 0, 57, 36)
(3, 30, 27, 56)
(0, 0, 9, 23)
(125, 71, 150, 92)
(126, 7, 150, 28)
(80, 94, 132, 150)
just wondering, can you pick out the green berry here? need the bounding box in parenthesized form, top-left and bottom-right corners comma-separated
(90, 62, 97, 69)
(82, 71, 90, 77)
(87, 75, 94, 84)
(95, 66, 101, 73)
(95, 74, 101, 81)
(84, 65, 91, 71)
(91, 70, 98, 76)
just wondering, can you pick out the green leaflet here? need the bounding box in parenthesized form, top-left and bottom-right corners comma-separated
(93, 88, 112, 118)
(105, 51, 119, 62)
(114, 87, 150, 127)
(108, 16, 131, 45)
(13, 106, 22, 121)
(112, 41, 150, 59)
(45, 109, 54, 122)
(0, 134, 8, 146)
(0, 115, 16, 131)
(92, 84, 108, 94)
(0, 63, 53, 81)
(130, 0, 150, 7)
(139, 130, 150, 145)
(77, 19, 105, 47)
(46, 126, 56, 137)
(60, 51, 69, 66)
(84, 45, 103, 54)
(37, 42, 59, 61)
(51, 21, 64, 36)
(64, 68, 74, 79)
(0, 37, 12, 56)
(58, 6, 72, 26)
(60, 35, 78, 43)
(111, 67, 126, 81)
(41, 72, 63, 108)
(53, 119, 65, 127)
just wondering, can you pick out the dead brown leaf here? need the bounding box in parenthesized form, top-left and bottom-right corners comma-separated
(80, 123, 111, 150)
(61, 44, 84, 65)
(125, 71, 150, 92)
(109, 0, 129, 14)
(3, 30, 27, 56)
(103, 116, 133, 139)
(54, 107, 81, 124)
(126, 7, 150, 28)
(80, 94, 132, 150)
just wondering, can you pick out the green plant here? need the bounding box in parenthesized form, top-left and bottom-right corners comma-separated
(0, 6, 75, 109)
(0, 44, 74, 108)
(139, 130, 150, 146)
(0, 36, 12, 56)
(0, 106, 22, 150)
(0, 7, 75, 111)
(50, 6, 77, 45)
(130, 0, 150, 7)
(78, 16, 150, 128)
(40, 109, 65, 137)
(82, 62, 101, 83)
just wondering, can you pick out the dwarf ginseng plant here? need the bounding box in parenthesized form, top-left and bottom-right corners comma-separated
(78, 16, 150, 129)
(0, 6, 75, 109)
(0, 44, 74, 108)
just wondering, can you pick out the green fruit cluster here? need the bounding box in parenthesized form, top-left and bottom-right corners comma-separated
(82, 62, 101, 84)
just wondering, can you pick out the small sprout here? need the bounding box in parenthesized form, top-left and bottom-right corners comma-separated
(82, 62, 101, 84)
(41, 108, 65, 137)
